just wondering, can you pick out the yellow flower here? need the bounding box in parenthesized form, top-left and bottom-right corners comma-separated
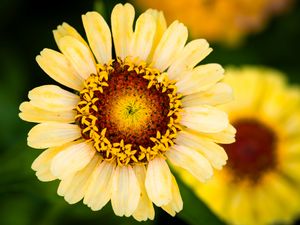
(19, 3, 234, 221)
(135, 0, 294, 45)
(178, 67, 300, 225)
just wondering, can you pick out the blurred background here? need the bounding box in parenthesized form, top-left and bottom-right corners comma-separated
(0, 0, 299, 224)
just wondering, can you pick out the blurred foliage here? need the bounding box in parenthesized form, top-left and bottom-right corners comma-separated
(0, 0, 299, 224)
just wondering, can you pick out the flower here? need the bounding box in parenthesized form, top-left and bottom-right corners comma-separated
(19, 3, 234, 221)
(178, 67, 300, 225)
(135, 0, 294, 45)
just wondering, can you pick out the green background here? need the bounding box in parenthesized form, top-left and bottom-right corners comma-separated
(0, 0, 299, 224)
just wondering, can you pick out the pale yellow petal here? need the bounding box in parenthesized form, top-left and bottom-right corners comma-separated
(51, 140, 95, 179)
(111, 3, 135, 60)
(82, 11, 112, 64)
(176, 130, 228, 169)
(182, 83, 233, 107)
(27, 122, 81, 149)
(59, 36, 97, 79)
(36, 49, 83, 91)
(168, 39, 212, 80)
(111, 165, 140, 217)
(176, 64, 224, 95)
(151, 21, 188, 72)
(53, 22, 87, 49)
(194, 124, 236, 144)
(144, 9, 167, 63)
(145, 157, 172, 206)
(83, 160, 115, 211)
(167, 145, 213, 182)
(132, 164, 155, 221)
(181, 105, 229, 133)
(129, 12, 156, 62)
(57, 155, 100, 204)
(28, 85, 79, 112)
(31, 146, 65, 181)
(161, 175, 183, 216)
(19, 101, 76, 123)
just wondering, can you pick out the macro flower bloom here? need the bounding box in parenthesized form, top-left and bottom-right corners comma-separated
(135, 0, 294, 45)
(178, 67, 300, 225)
(19, 3, 235, 220)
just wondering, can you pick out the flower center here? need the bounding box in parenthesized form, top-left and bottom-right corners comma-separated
(224, 119, 277, 182)
(75, 59, 182, 165)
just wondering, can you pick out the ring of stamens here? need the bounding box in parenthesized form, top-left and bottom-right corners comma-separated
(75, 58, 182, 165)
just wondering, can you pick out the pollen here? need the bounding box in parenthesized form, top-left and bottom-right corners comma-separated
(75, 58, 183, 165)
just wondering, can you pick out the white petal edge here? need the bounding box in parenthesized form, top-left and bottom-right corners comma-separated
(145, 157, 172, 206)
(166, 145, 213, 182)
(111, 3, 135, 60)
(132, 164, 155, 221)
(27, 122, 81, 149)
(28, 85, 79, 112)
(161, 175, 183, 216)
(51, 140, 95, 179)
(176, 130, 228, 169)
(36, 49, 83, 91)
(167, 39, 212, 80)
(176, 64, 224, 95)
(195, 125, 236, 144)
(111, 165, 141, 217)
(151, 21, 188, 72)
(19, 101, 76, 123)
(181, 105, 229, 133)
(59, 36, 97, 79)
(57, 155, 101, 204)
(82, 11, 112, 64)
(83, 160, 115, 211)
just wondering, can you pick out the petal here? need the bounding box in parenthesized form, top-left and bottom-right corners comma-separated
(31, 146, 66, 181)
(132, 164, 155, 221)
(145, 157, 172, 206)
(28, 85, 79, 112)
(82, 11, 112, 64)
(176, 130, 228, 169)
(151, 21, 188, 72)
(19, 101, 76, 123)
(36, 49, 83, 91)
(59, 36, 97, 79)
(167, 39, 212, 80)
(182, 83, 233, 107)
(166, 145, 213, 182)
(57, 155, 100, 204)
(144, 9, 167, 63)
(53, 22, 87, 50)
(181, 105, 229, 133)
(111, 165, 140, 217)
(176, 64, 224, 95)
(83, 160, 115, 211)
(161, 175, 183, 216)
(27, 122, 81, 149)
(129, 12, 156, 62)
(195, 125, 236, 144)
(51, 141, 95, 179)
(111, 3, 135, 60)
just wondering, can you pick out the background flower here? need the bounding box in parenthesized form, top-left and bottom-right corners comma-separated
(0, 0, 300, 225)
(177, 67, 300, 225)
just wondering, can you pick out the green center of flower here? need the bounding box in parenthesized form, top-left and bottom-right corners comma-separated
(224, 119, 277, 182)
(75, 59, 182, 165)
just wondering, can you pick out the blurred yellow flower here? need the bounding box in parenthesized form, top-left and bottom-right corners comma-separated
(178, 67, 300, 225)
(135, 0, 293, 45)
(18, 3, 235, 221)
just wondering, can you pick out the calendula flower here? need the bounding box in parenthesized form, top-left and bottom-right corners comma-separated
(178, 67, 300, 225)
(135, 0, 294, 45)
(19, 3, 234, 221)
